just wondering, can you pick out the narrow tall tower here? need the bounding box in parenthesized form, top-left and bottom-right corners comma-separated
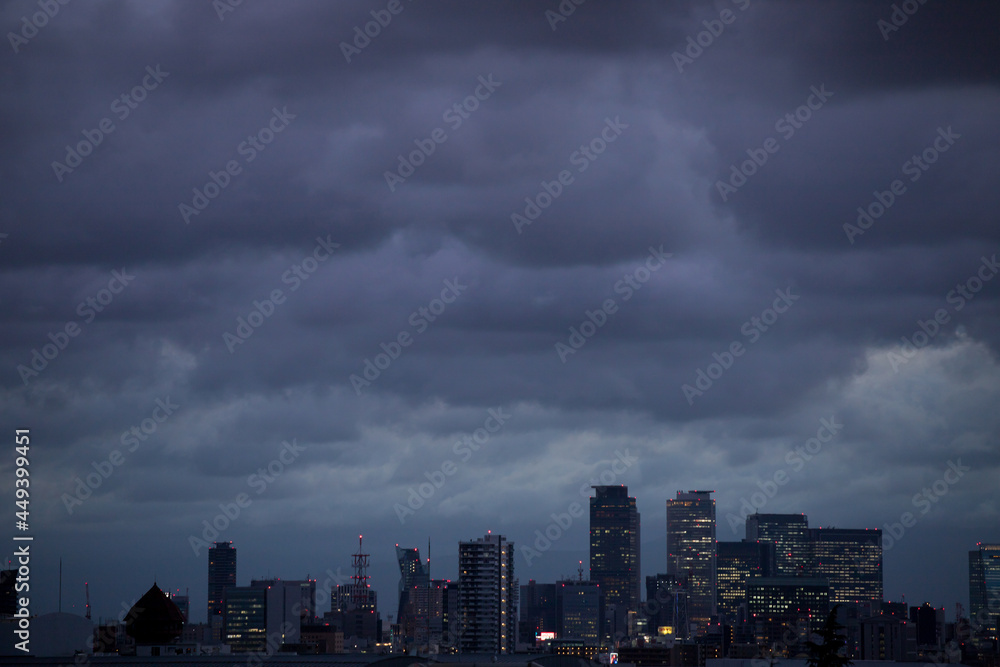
(589, 485, 641, 614)
(208, 541, 237, 619)
(666, 490, 716, 634)
(208, 541, 237, 641)
(351, 535, 371, 609)
(458, 532, 516, 654)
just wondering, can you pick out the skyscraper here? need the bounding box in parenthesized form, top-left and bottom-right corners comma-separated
(808, 527, 882, 604)
(519, 580, 557, 646)
(208, 541, 236, 638)
(557, 579, 602, 644)
(458, 532, 516, 654)
(223, 586, 267, 652)
(396, 546, 429, 647)
(745, 513, 810, 576)
(667, 490, 716, 633)
(590, 486, 641, 615)
(969, 543, 1000, 638)
(716, 540, 776, 623)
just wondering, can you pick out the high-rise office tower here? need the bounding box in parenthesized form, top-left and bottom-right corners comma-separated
(745, 513, 810, 576)
(223, 586, 267, 652)
(329, 583, 379, 642)
(458, 533, 516, 654)
(557, 579, 602, 644)
(396, 546, 429, 647)
(645, 573, 689, 639)
(716, 540, 776, 623)
(519, 580, 557, 646)
(436, 579, 461, 652)
(969, 543, 1000, 638)
(667, 490, 716, 633)
(426, 578, 458, 651)
(808, 527, 882, 604)
(590, 486, 641, 615)
(747, 577, 830, 647)
(208, 541, 237, 637)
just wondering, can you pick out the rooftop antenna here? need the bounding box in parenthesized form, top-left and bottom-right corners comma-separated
(578, 560, 584, 582)
(351, 535, 370, 609)
(85, 582, 91, 620)
(58, 558, 62, 613)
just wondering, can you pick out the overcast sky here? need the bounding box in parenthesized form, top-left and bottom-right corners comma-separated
(1, 0, 998, 628)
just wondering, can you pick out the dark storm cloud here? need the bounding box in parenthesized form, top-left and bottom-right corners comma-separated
(1, 0, 998, 625)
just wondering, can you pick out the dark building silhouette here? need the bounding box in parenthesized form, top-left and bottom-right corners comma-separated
(860, 612, 906, 661)
(717, 540, 776, 623)
(125, 583, 185, 646)
(520, 580, 557, 646)
(0, 569, 15, 617)
(396, 545, 429, 647)
(429, 578, 460, 651)
(207, 540, 236, 636)
(910, 602, 942, 647)
(556, 579, 601, 644)
(645, 573, 688, 638)
(590, 486, 641, 616)
(667, 490, 716, 633)
(327, 583, 379, 644)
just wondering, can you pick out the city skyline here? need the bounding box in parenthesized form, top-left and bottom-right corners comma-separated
(14, 503, 993, 628)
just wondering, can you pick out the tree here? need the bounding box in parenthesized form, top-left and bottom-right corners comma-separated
(806, 604, 853, 667)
